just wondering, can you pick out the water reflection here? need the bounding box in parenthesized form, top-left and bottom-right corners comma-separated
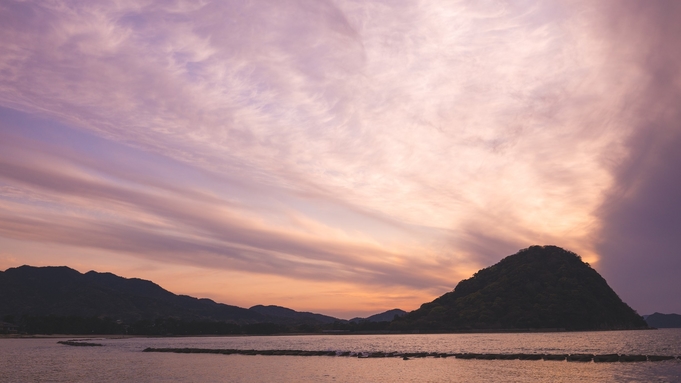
(1, 330, 680, 382)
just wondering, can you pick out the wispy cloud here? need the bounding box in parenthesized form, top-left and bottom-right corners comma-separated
(0, 0, 677, 315)
(0, 122, 458, 291)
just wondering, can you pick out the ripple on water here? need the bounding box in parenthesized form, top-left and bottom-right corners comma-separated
(1, 330, 680, 382)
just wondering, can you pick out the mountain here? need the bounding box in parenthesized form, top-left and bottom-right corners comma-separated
(350, 309, 407, 323)
(644, 313, 681, 328)
(0, 265, 334, 325)
(249, 305, 339, 324)
(0, 247, 651, 334)
(391, 245, 648, 332)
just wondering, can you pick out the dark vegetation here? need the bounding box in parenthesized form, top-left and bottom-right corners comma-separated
(0, 264, 403, 335)
(0, 266, 263, 323)
(390, 246, 648, 332)
(350, 309, 406, 323)
(249, 305, 339, 324)
(2, 314, 393, 335)
(0, 265, 399, 335)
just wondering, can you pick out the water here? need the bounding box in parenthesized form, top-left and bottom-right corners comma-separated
(2, 330, 681, 382)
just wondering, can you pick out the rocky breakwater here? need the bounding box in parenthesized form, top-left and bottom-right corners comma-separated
(142, 348, 679, 362)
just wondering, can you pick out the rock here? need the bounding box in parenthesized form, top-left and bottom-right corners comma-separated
(518, 354, 543, 360)
(456, 353, 478, 359)
(499, 354, 521, 360)
(593, 354, 619, 363)
(475, 354, 500, 360)
(619, 354, 647, 362)
(567, 354, 594, 362)
(543, 354, 567, 361)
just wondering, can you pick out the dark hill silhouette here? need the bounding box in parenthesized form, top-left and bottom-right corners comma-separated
(0, 266, 335, 324)
(391, 245, 648, 332)
(644, 313, 681, 328)
(249, 305, 338, 324)
(350, 309, 407, 323)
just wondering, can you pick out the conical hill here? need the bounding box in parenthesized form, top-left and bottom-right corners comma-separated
(391, 245, 648, 332)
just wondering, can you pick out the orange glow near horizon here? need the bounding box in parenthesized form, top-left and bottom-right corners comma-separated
(1, 0, 681, 316)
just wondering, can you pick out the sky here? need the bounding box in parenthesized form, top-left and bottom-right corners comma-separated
(0, 0, 679, 319)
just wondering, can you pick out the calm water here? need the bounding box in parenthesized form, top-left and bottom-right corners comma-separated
(2, 330, 681, 382)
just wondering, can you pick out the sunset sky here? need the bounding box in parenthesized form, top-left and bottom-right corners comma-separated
(1, 0, 680, 319)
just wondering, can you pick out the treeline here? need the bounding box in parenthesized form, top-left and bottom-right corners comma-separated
(2, 315, 393, 335)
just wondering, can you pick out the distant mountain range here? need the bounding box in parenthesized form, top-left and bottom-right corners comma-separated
(643, 313, 681, 328)
(249, 305, 338, 324)
(350, 309, 406, 323)
(0, 265, 399, 326)
(0, 245, 662, 334)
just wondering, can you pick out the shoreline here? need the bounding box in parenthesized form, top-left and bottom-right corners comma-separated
(0, 327, 663, 339)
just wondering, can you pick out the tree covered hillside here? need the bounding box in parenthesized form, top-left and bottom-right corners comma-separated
(391, 246, 648, 332)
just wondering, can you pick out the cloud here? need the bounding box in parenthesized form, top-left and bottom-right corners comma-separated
(0, 0, 675, 313)
(594, 0, 681, 315)
(0, 118, 460, 292)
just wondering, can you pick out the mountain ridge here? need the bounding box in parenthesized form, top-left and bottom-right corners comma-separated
(249, 305, 339, 324)
(0, 265, 314, 324)
(644, 312, 681, 328)
(1, 246, 652, 333)
(390, 245, 648, 332)
(350, 309, 407, 323)
(0, 265, 403, 327)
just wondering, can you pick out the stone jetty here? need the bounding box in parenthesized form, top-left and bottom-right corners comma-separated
(142, 348, 679, 362)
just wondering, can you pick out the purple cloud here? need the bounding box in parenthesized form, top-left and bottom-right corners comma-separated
(595, 0, 681, 315)
(0, 0, 679, 314)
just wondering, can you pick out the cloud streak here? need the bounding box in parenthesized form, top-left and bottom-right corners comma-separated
(0, 123, 457, 291)
(0, 0, 678, 315)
